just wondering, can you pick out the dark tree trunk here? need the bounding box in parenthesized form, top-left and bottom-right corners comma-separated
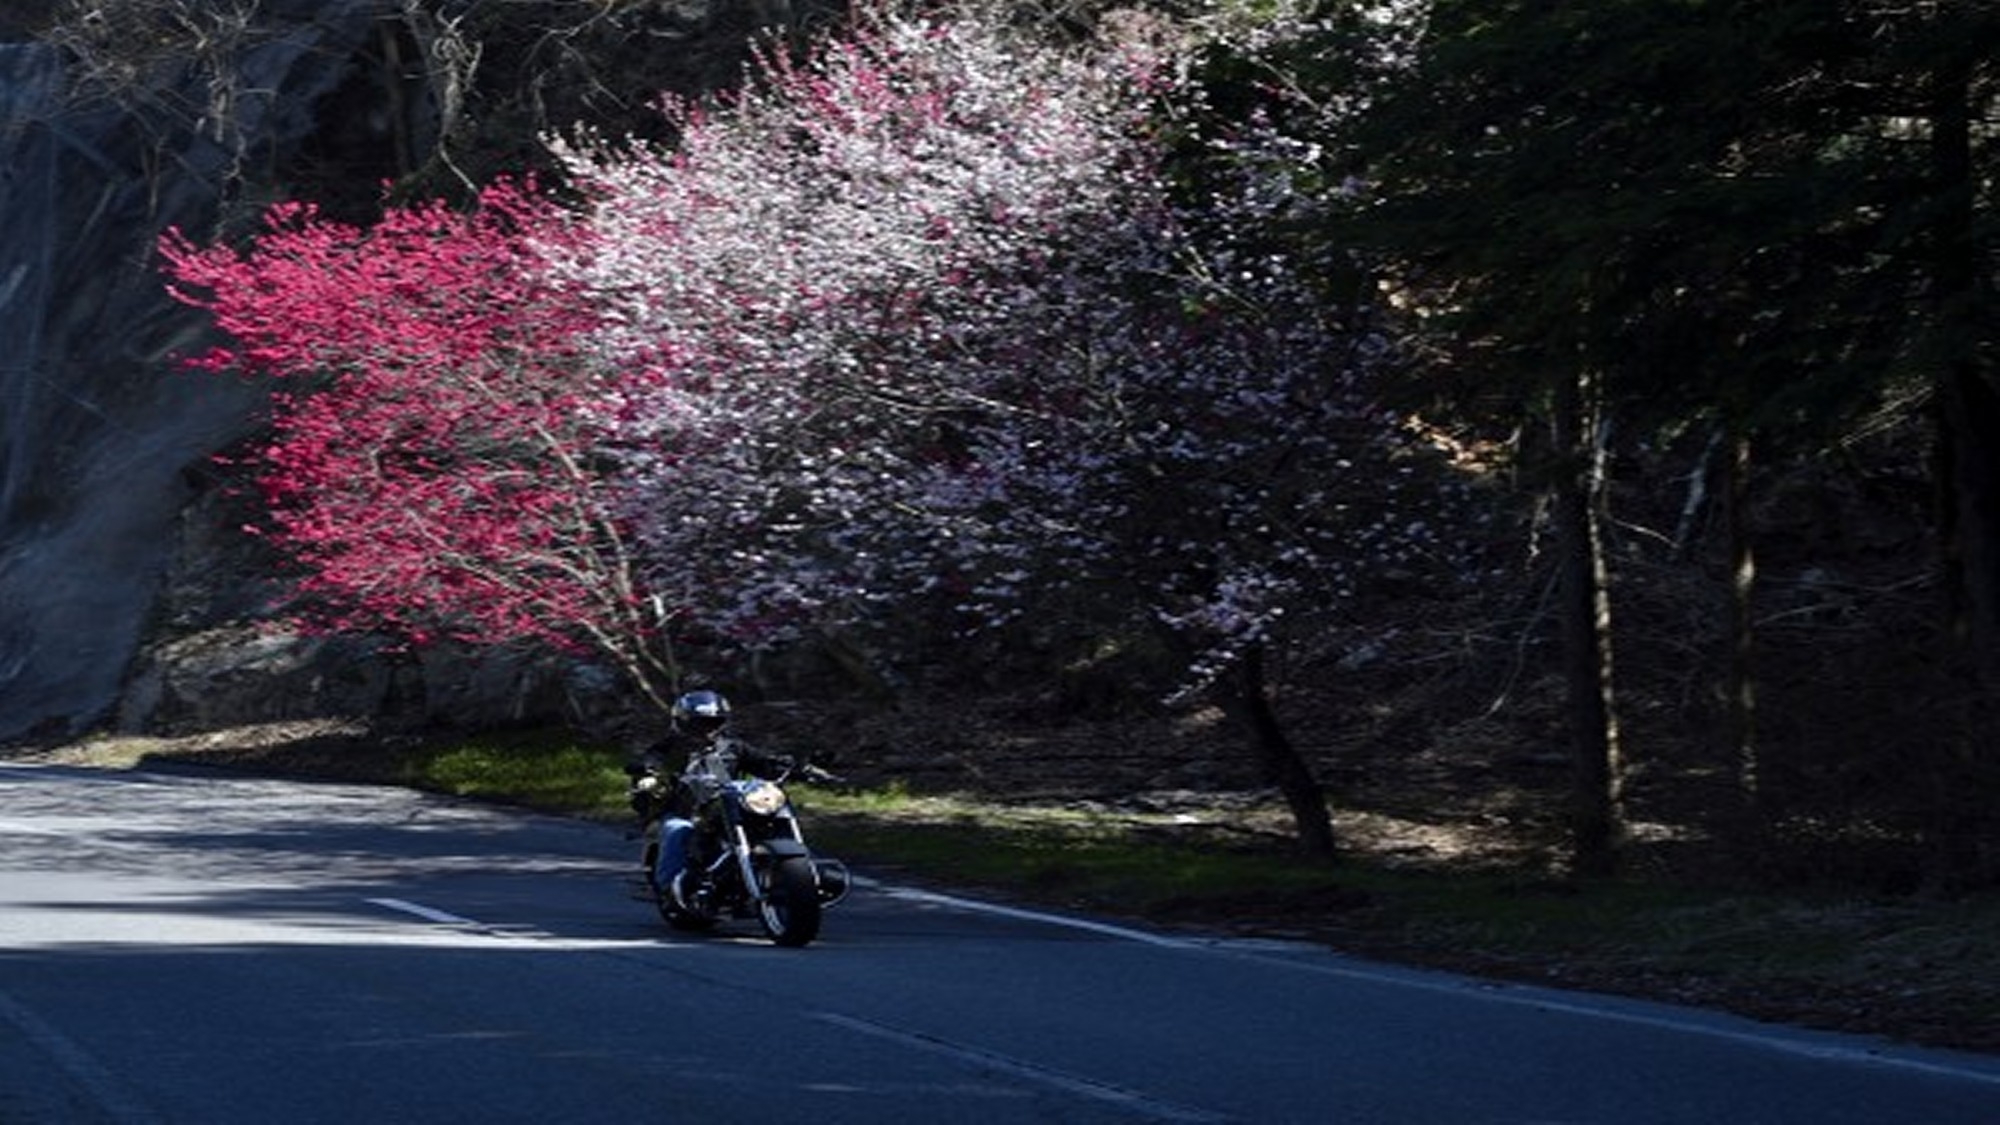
(1552, 365, 1624, 878)
(1724, 429, 1765, 833)
(1218, 643, 1337, 859)
(1933, 370, 2000, 887)
(1928, 51, 2000, 887)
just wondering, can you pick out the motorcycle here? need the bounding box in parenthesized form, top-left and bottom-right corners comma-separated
(631, 756, 851, 947)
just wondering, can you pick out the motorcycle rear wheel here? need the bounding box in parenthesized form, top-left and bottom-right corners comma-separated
(756, 856, 822, 947)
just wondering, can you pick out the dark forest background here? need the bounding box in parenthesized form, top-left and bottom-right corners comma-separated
(6, 0, 1996, 892)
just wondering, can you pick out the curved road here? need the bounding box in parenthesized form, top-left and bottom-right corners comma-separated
(2, 761, 1997, 1123)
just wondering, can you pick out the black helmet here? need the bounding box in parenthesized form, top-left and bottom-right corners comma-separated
(671, 690, 731, 737)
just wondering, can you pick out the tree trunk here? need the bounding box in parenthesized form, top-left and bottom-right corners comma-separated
(1932, 372, 1999, 887)
(1928, 51, 1999, 887)
(1724, 429, 1764, 834)
(1720, 424, 1768, 860)
(1552, 364, 1624, 878)
(1218, 642, 1337, 859)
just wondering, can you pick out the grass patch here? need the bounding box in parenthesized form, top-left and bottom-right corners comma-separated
(798, 787, 1347, 909)
(397, 728, 632, 820)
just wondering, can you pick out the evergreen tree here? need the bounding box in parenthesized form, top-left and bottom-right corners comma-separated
(1281, 0, 1996, 876)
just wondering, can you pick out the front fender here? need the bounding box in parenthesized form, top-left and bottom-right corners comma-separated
(752, 839, 812, 860)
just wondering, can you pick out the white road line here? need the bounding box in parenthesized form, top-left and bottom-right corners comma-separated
(861, 878, 1194, 947)
(365, 897, 479, 926)
(857, 877, 2000, 1089)
(0, 987, 161, 1125)
(815, 1011, 1232, 1123)
(359, 879, 2000, 1091)
(0, 819, 65, 836)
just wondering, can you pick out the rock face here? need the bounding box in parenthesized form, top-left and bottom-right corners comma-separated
(0, 1, 842, 743)
(0, 4, 383, 742)
(0, 2, 849, 743)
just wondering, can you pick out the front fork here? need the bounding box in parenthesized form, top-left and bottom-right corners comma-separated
(736, 819, 849, 906)
(731, 825, 763, 901)
(681, 815, 847, 910)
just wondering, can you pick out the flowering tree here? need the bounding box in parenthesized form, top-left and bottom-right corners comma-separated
(160, 182, 683, 712)
(547, 7, 1466, 854)
(160, 4, 1468, 853)
(541, 10, 1174, 643)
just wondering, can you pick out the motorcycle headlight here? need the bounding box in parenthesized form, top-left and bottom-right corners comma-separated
(742, 781, 788, 816)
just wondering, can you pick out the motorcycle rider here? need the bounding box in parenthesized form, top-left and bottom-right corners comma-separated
(626, 689, 795, 906)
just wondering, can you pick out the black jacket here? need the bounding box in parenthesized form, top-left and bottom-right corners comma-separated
(628, 733, 791, 822)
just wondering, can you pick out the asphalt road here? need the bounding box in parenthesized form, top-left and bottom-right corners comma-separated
(2, 760, 1997, 1124)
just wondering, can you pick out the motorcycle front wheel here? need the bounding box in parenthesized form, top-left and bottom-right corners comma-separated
(756, 856, 823, 947)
